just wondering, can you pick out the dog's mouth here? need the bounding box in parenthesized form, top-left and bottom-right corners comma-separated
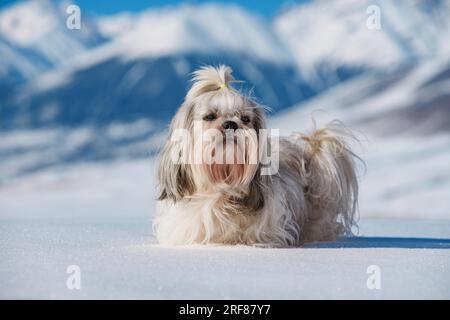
(205, 140, 257, 186)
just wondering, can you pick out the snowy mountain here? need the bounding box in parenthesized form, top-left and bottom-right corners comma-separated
(0, 2, 316, 129)
(97, 4, 293, 63)
(0, 0, 105, 97)
(274, 0, 450, 89)
(272, 58, 450, 135)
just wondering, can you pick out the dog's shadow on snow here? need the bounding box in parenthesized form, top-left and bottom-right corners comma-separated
(304, 237, 450, 249)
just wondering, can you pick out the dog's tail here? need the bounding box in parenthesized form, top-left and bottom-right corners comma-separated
(293, 121, 361, 243)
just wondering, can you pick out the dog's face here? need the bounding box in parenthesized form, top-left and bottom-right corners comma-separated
(158, 66, 266, 209)
(194, 91, 259, 132)
(189, 91, 264, 189)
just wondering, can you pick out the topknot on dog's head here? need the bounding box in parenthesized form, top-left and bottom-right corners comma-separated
(186, 65, 236, 101)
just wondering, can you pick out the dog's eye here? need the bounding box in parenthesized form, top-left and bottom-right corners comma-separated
(203, 114, 217, 121)
(241, 115, 251, 123)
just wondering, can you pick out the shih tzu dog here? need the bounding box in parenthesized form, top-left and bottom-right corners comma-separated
(154, 65, 360, 247)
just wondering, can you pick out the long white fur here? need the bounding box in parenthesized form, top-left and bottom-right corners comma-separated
(154, 65, 361, 247)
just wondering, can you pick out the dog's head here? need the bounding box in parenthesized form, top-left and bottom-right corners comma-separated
(158, 65, 266, 207)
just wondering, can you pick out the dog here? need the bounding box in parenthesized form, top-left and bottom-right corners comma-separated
(154, 65, 360, 247)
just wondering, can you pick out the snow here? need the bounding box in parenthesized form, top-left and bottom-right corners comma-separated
(0, 0, 104, 83)
(1, 223, 449, 299)
(0, 121, 161, 181)
(268, 57, 450, 135)
(44, 2, 293, 78)
(0, 0, 58, 46)
(0, 159, 449, 299)
(5, 2, 295, 97)
(274, 0, 450, 72)
(98, 4, 292, 64)
(0, 41, 44, 79)
(96, 12, 135, 39)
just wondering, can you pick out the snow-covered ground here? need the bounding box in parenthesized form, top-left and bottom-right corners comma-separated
(1, 159, 449, 299)
(1, 221, 449, 299)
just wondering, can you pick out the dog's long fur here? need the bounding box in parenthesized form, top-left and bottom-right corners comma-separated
(154, 65, 360, 247)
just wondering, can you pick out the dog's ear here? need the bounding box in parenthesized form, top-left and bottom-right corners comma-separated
(157, 103, 195, 201)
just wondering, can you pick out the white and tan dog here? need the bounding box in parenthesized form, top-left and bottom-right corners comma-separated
(154, 65, 360, 247)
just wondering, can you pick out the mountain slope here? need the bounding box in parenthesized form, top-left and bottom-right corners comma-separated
(0, 0, 105, 99)
(0, 3, 316, 129)
(97, 4, 293, 64)
(270, 57, 450, 135)
(274, 0, 450, 89)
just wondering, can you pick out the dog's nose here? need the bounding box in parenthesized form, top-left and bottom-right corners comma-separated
(222, 121, 238, 131)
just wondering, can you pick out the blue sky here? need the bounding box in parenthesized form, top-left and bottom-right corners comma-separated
(1, 0, 309, 17)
